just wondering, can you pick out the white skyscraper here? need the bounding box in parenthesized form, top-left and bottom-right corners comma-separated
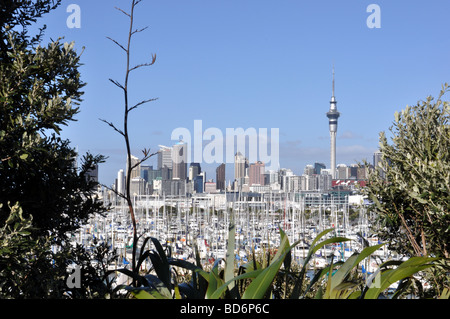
(117, 169, 125, 195)
(158, 146, 173, 170)
(127, 155, 140, 180)
(172, 141, 187, 180)
(234, 152, 248, 183)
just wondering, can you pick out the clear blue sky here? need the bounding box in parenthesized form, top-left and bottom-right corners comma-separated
(31, 0, 450, 185)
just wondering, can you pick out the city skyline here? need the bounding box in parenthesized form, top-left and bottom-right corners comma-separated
(28, 1, 450, 186)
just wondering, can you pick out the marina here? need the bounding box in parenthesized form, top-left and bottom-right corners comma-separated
(71, 190, 398, 277)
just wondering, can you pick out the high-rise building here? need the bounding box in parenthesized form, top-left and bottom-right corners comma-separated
(326, 67, 340, 178)
(317, 170, 332, 191)
(117, 169, 125, 194)
(84, 164, 99, 191)
(249, 161, 265, 186)
(161, 166, 172, 180)
(140, 165, 152, 182)
(194, 173, 205, 193)
(204, 181, 217, 194)
(303, 164, 315, 176)
(127, 155, 140, 180)
(264, 170, 278, 186)
(357, 165, 370, 180)
(373, 150, 386, 179)
(349, 164, 358, 179)
(172, 141, 187, 180)
(216, 163, 226, 191)
(161, 179, 185, 196)
(337, 164, 349, 179)
(157, 146, 172, 170)
(130, 177, 147, 196)
(189, 162, 201, 181)
(234, 152, 248, 182)
(314, 162, 326, 175)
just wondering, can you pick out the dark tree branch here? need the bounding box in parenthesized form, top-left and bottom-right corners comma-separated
(128, 98, 158, 113)
(131, 26, 149, 35)
(99, 118, 125, 137)
(106, 36, 127, 53)
(130, 150, 158, 171)
(114, 6, 130, 18)
(109, 78, 125, 91)
(129, 54, 157, 72)
(101, 183, 127, 200)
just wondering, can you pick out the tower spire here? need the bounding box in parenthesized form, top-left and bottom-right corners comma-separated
(332, 64, 335, 98)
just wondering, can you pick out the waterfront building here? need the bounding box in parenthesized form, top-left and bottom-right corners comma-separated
(157, 146, 172, 170)
(127, 155, 140, 180)
(234, 152, 248, 186)
(194, 173, 204, 193)
(189, 162, 201, 181)
(172, 141, 187, 180)
(314, 162, 326, 175)
(216, 163, 226, 191)
(373, 150, 386, 179)
(204, 181, 217, 194)
(130, 176, 147, 196)
(117, 169, 125, 195)
(337, 164, 349, 180)
(249, 161, 265, 186)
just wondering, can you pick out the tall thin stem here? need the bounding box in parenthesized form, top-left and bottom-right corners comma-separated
(123, 0, 138, 279)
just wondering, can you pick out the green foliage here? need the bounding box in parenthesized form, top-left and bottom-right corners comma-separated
(120, 224, 445, 299)
(364, 84, 450, 259)
(0, 0, 61, 58)
(363, 256, 439, 299)
(0, 202, 118, 298)
(0, 1, 106, 241)
(0, 0, 113, 298)
(363, 84, 450, 294)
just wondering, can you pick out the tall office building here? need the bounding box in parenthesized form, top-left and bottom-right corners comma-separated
(249, 161, 265, 186)
(373, 150, 386, 179)
(216, 163, 226, 191)
(314, 162, 326, 175)
(234, 152, 248, 183)
(194, 172, 205, 193)
(127, 155, 140, 180)
(303, 164, 315, 176)
(157, 146, 172, 170)
(349, 164, 358, 179)
(84, 164, 99, 191)
(172, 141, 187, 180)
(337, 164, 349, 179)
(117, 169, 125, 194)
(130, 177, 147, 196)
(189, 162, 201, 181)
(326, 67, 340, 179)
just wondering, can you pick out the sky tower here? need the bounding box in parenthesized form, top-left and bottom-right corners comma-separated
(327, 67, 340, 179)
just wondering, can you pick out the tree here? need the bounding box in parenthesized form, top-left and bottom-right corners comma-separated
(100, 0, 157, 281)
(364, 84, 450, 259)
(0, 0, 60, 59)
(0, 1, 118, 298)
(0, 0, 106, 242)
